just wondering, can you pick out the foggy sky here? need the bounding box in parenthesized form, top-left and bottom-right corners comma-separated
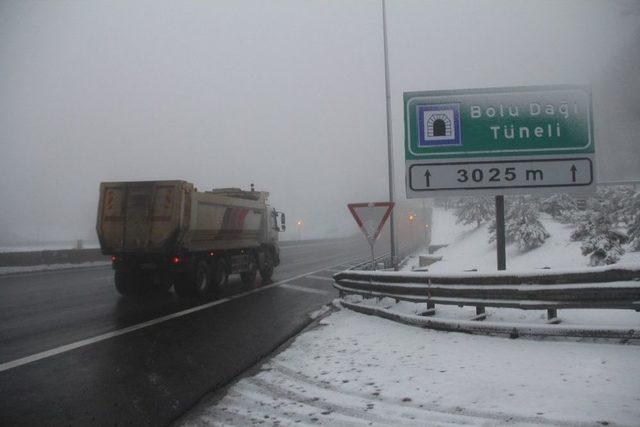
(1, 0, 638, 243)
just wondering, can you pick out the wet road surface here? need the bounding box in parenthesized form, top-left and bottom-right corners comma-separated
(0, 237, 378, 426)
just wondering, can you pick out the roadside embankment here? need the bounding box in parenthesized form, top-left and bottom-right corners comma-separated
(0, 248, 107, 267)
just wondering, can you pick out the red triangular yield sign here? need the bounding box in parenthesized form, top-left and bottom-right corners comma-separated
(348, 202, 394, 245)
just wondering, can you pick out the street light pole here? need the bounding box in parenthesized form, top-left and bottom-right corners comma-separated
(382, 0, 397, 269)
(423, 200, 432, 251)
(425, 224, 429, 248)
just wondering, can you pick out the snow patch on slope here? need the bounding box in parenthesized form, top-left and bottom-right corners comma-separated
(421, 208, 640, 273)
(429, 215, 586, 273)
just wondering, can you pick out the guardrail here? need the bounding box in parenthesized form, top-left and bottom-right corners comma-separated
(333, 266, 640, 325)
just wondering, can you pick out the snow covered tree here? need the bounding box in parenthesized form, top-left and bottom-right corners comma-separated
(540, 194, 578, 223)
(488, 196, 550, 251)
(569, 186, 635, 239)
(597, 186, 636, 226)
(626, 191, 640, 251)
(570, 210, 592, 241)
(454, 196, 494, 228)
(505, 197, 550, 250)
(580, 211, 628, 266)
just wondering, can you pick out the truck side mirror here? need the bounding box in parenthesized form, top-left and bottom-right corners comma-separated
(280, 212, 286, 232)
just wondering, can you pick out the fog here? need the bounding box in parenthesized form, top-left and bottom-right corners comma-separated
(1, 0, 638, 244)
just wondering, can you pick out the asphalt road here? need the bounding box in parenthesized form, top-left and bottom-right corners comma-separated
(0, 237, 380, 426)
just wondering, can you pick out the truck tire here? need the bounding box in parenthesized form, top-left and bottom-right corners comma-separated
(174, 261, 212, 298)
(154, 273, 173, 293)
(194, 261, 212, 296)
(171, 273, 192, 297)
(210, 259, 228, 297)
(240, 254, 258, 288)
(259, 250, 274, 282)
(114, 270, 152, 296)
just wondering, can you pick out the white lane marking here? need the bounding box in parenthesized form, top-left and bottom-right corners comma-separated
(279, 284, 331, 295)
(324, 268, 346, 273)
(305, 275, 335, 282)
(0, 254, 368, 373)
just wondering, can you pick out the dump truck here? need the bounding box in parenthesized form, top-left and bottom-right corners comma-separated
(96, 180, 285, 297)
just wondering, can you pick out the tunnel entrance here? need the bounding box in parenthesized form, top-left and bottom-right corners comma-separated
(432, 119, 446, 136)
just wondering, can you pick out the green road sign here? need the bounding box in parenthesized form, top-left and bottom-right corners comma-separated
(404, 85, 595, 197)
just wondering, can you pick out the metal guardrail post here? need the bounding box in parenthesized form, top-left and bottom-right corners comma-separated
(423, 277, 435, 316)
(473, 306, 487, 321)
(424, 300, 435, 316)
(547, 308, 560, 324)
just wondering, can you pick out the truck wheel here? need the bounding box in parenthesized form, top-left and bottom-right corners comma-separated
(210, 259, 228, 297)
(172, 273, 192, 297)
(154, 273, 173, 293)
(114, 271, 152, 296)
(194, 261, 212, 296)
(259, 251, 274, 282)
(240, 255, 258, 288)
(174, 261, 212, 298)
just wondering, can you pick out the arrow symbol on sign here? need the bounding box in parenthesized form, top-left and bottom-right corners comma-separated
(570, 164, 577, 182)
(424, 169, 431, 187)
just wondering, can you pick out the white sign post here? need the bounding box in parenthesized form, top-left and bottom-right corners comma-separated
(348, 202, 395, 270)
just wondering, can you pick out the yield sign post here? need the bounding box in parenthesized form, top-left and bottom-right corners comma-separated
(348, 202, 395, 270)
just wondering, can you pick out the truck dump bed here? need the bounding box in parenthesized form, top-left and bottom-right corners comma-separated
(97, 180, 270, 254)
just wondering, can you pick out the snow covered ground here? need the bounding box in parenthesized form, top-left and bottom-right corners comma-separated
(182, 207, 640, 426)
(0, 242, 101, 253)
(182, 309, 640, 426)
(0, 261, 110, 275)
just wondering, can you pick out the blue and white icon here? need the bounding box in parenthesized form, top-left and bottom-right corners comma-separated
(417, 103, 462, 147)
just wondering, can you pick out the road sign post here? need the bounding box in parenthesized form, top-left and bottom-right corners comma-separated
(404, 85, 596, 270)
(495, 195, 506, 270)
(348, 202, 395, 270)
